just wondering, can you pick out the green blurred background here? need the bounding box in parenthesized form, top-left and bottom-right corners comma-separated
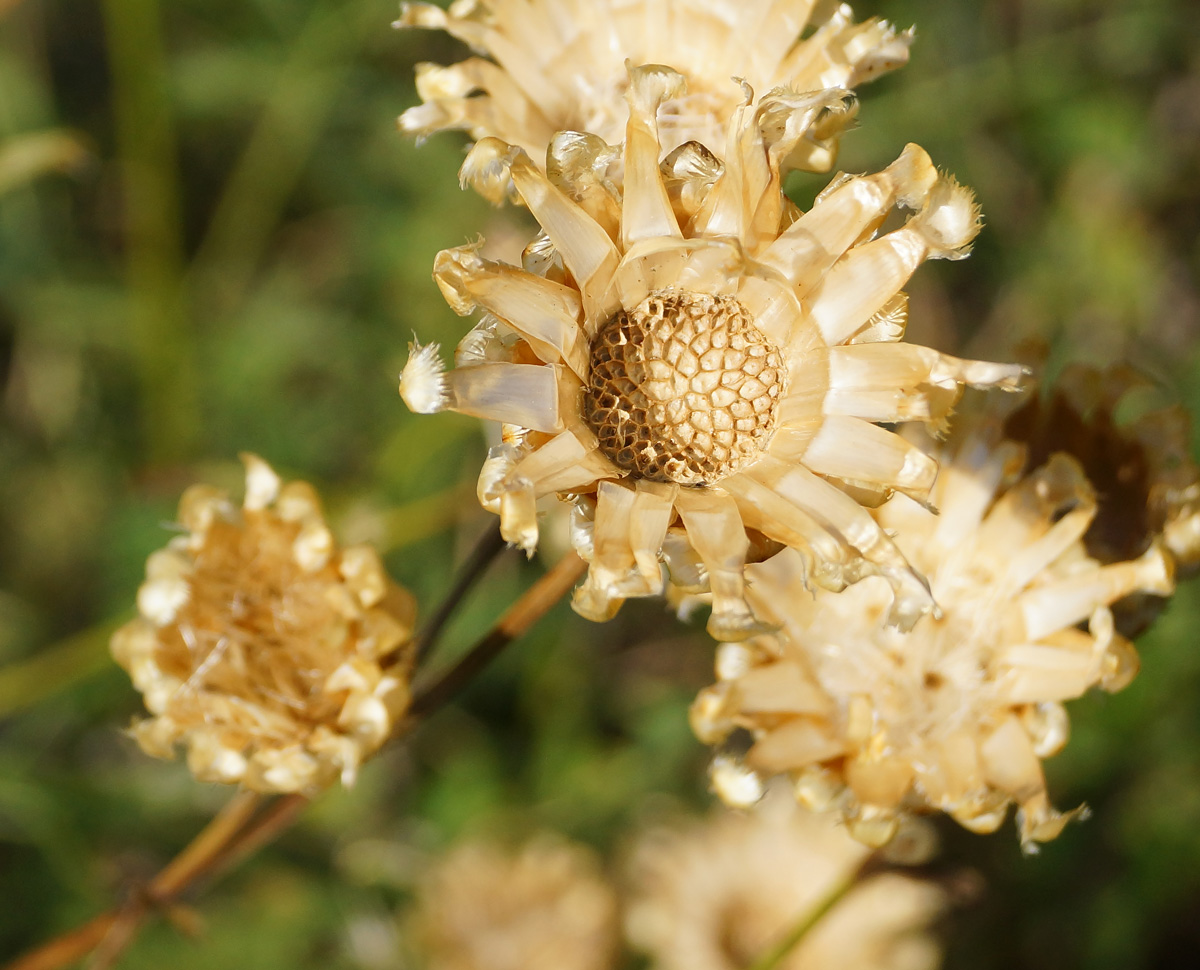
(1, 0, 1199, 966)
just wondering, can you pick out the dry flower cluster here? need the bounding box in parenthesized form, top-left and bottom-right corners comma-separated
(113, 454, 417, 793)
(407, 791, 944, 970)
(85, 0, 1200, 967)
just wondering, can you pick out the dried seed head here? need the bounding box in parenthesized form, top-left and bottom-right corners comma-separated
(111, 456, 417, 793)
(419, 88, 1022, 635)
(584, 290, 784, 486)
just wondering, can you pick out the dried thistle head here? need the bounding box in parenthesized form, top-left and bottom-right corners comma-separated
(397, 0, 911, 178)
(691, 417, 1174, 849)
(400, 65, 1022, 637)
(409, 835, 619, 970)
(1004, 361, 1200, 633)
(111, 455, 417, 793)
(624, 790, 945, 970)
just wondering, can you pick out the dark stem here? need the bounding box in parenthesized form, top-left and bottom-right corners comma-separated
(413, 522, 508, 666)
(409, 551, 585, 717)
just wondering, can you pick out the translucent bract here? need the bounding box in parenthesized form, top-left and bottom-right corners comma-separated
(691, 418, 1174, 848)
(396, 0, 912, 176)
(400, 65, 1022, 637)
(111, 455, 417, 793)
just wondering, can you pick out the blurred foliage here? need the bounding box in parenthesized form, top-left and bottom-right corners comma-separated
(1, 0, 1199, 967)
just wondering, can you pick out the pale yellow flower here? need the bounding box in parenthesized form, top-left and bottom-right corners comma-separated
(691, 417, 1174, 848)
(400, 66, 1022, 637)
(409, 835, 619, 970)
(397, 0, 911, 174)
(625, 791, 945, 970)
(111, 455, 416, 793)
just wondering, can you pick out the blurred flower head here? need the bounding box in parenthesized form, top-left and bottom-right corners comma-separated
(400, 65, 1021, 637)
(408, 834, 619, 970)
(111, 455, 417, 793)
(691, 415, 1175, 848)
(396, 0, 911, 177)
(625, 789, 945, 970)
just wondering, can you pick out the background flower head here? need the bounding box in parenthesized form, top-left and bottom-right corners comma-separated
(407, 834, 619, 970)
(397, 0, 912, 176)
(625, 789, 946, 970)
(111, 455, 417, 793)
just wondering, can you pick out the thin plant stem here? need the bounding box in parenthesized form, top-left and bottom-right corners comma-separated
(414, 522, 508, 666)
(198, 794, 309, 885)
(99, 0, 199, 464)
(6, 792, 262, 970)
(744, 858, 869, 970)
(5, 551, 586, 970)
(409, 551, 586, 718)
(0, 620, 121, 718)
(148, 791, 263, 899)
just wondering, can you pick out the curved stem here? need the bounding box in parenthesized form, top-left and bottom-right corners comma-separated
(413, 522, 508, 666)
(409, 551, 585, 717)
(5, 551, 585, 970)
(745, 856, 872, 970)
(7, 792, 262, 970)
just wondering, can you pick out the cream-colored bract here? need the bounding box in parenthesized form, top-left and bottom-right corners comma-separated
(111, 455, 417, 794)
(396, 0, 912, 173)
(624, 789, 945, 970)
(401, 65, 1023, 638)
(691, 417, 1175, 848)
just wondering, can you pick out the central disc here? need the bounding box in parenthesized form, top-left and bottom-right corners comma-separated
(584, 290, 785, 486)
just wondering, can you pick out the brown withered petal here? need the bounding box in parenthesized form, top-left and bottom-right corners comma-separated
(409, 835, 619, 970)
(111, 455, 416, 793)
(692, 415, 1173, 850)
(400, 65, 1022, 638)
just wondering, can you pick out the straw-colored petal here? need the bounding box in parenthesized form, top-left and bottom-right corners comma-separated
(807, 178, 982, 347)
(434, 244, 589, 377)
(442, 361, 574, 434)
(675, 488, 772, 640)
(801, 414, 938, 498)
(462, 138, 621, 322)
(621, 64, 685, 248)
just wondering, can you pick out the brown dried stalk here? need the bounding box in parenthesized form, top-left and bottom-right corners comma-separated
(6, 550, 586, 970)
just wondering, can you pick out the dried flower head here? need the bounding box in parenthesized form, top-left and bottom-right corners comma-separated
(397, 0, 912, 176)
(409, 835, 619, 970)
(111, 455, 417, 793)
(691, 417, 1175, 849)
(1004, 361, 1200, 633)
(625, 790, 945, 970)
(400, 66, 1022, 637)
